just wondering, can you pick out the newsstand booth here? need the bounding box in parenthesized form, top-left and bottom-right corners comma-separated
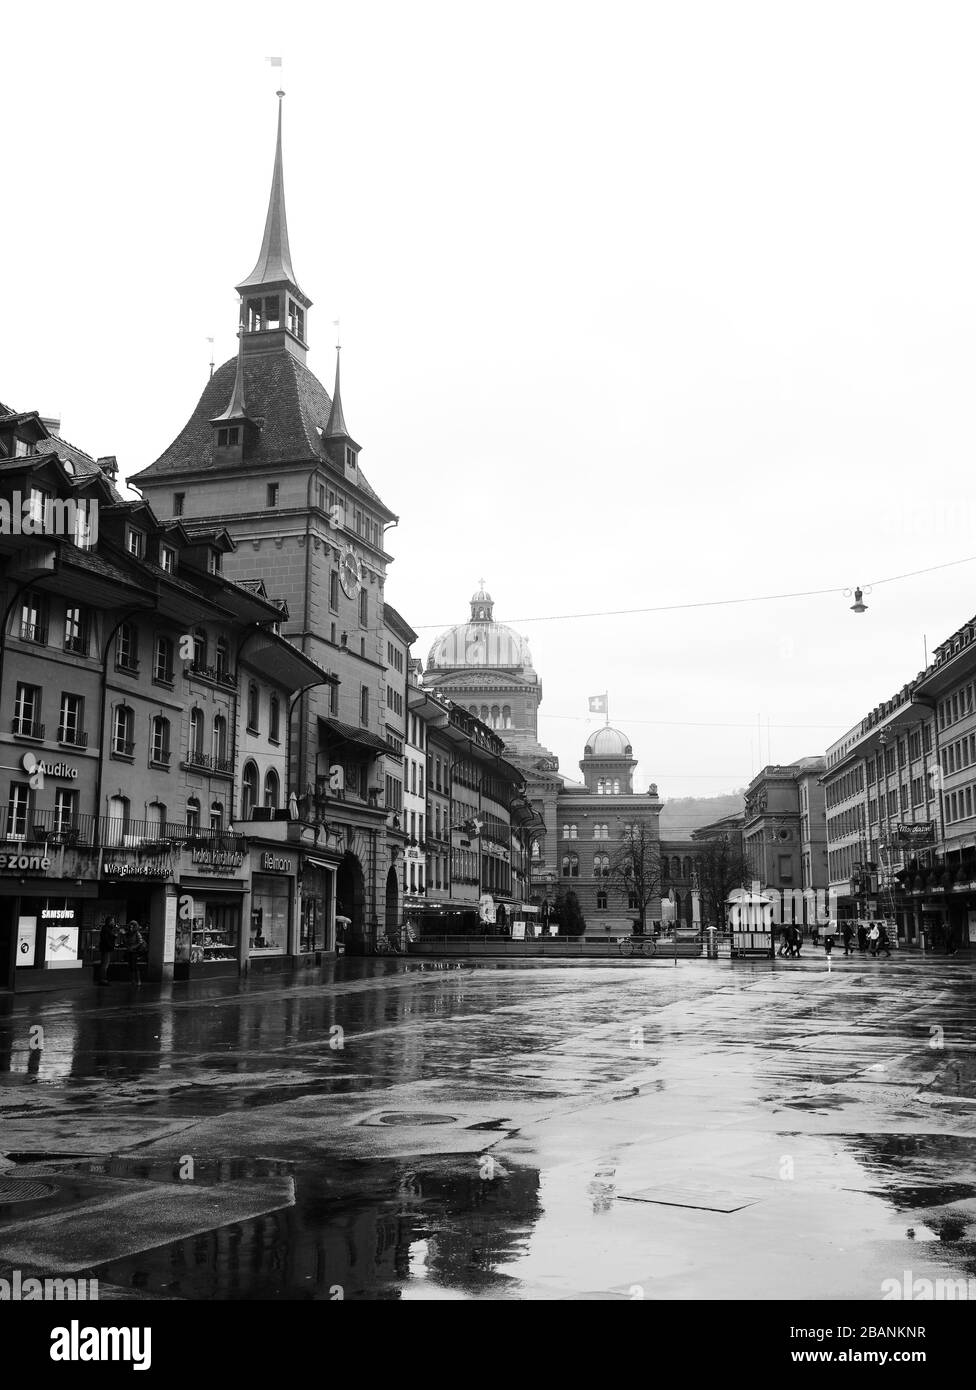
(0, 846, 100, 992)
(727, 889, 775, 959)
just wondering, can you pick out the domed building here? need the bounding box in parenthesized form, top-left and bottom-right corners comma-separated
(424, 584, 546, 751)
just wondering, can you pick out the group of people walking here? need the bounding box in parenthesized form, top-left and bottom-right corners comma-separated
(778, 920, 893, 959)
(97, 917, 148, 986)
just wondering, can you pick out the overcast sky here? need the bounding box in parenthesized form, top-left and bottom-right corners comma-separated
(5, 1, 976, 800)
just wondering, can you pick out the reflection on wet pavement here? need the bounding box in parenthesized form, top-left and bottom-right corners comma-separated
(2, 955, 976, 1298)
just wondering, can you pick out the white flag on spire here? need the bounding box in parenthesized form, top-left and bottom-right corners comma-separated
(266, 56, 283, 66)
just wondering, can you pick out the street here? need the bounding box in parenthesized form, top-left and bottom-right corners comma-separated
(1, 954, 975, 1300)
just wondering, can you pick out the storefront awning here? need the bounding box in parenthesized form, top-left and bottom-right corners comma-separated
(304, 856, 338, 870)
(318, 716, 389, 755)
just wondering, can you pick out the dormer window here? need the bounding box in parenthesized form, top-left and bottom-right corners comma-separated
(126, 527, 145, 558)
(159, 545, 176, 574)
(216, 427, 240, 447)
(345, 445, 356, 469)
(14, 438, 33, 458)
(207, 549, 221, 575)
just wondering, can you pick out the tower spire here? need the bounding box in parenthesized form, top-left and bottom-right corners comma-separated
(237, 91, 303, 295)
(325, 347, 349, 438)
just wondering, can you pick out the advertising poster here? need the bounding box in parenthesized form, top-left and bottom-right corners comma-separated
(16, 916, 36, 967)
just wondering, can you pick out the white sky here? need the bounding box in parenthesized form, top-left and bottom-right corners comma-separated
(5, 1, 976, 798)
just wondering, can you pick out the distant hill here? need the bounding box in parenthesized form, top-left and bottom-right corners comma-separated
(659, 790, 746, 839)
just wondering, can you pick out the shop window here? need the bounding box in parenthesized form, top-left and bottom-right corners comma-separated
(250, 875, 289, 956)
(241, 762, 259, 820)
(264, 769, 280, 809)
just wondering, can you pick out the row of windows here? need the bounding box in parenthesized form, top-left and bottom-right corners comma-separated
(827, 805, 865, 839)
(942, 732, 976, 777)
(939, 684, 976, 731)
(828, 844, 860, 882)
(826, 766, 865, 807)
(387, 642, 404, 673)
(5, 784, 229, 840)
(946, 784, 976, 825)
(596, 779, 623, 795)
(386, 686, 404, 716)
(465, 704, 514, 730)
(562, 822, 643, 840)
(240, 763, 281, 817)
(407, 714, 426, 750)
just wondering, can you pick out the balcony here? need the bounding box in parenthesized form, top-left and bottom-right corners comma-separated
(183, 750, 233, 776)
(184, 661, 236, 690)
(5, 809, 97, 848)
(0, 810, 247, 853)
(12, 717, 44, 740)
(19, 621, 47, 645)
(57, 727, 88, 748)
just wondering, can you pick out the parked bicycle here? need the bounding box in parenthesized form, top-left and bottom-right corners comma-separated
(373, 930, 404, 955)
(618, 934, 656, 958)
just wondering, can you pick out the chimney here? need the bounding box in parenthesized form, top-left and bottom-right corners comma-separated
(96, 456, 119, 480)
(40, 416, 61, 435)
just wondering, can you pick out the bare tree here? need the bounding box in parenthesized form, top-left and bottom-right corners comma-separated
(694, 835, 752, 929)
(608, 822, 665, 934)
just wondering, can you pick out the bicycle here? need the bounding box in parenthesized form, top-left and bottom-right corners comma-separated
(373, 931, 403, 955)
(618, 934, 656, 958)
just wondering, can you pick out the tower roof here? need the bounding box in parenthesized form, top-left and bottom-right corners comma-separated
(584, 726, 633, 758)
(325, 348, 352, 440)
(210, 333, 249, 424)
(236, 93, 306, 300)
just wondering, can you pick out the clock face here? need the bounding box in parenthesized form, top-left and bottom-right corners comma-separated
(339, 548, 362, 598)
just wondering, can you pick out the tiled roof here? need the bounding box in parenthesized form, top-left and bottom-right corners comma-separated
(131, 349, 394, 516)
(35, 435, 126, 503)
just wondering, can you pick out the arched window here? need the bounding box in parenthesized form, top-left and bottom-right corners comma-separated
(531, 840, 542, 860)
(150, 715, 170, 766)
(241, 762, 259, 820)
(682, 856, 693, 879)
(594, 823, 609, 839)
(613, 779, 620, 795)
(269, 694, 280, 742)
(189, 708, 204, 758)
(264, 768, 280, 809)
(247, 683, 260, 733)
(569, 824, 578, 840)
(593, 853, 610, 877)
(561, 853, 579, 878)
(468, 705, 477, 714)
(215, 637, 228, 677)
(562, 824, 571, 839)
(490, 705, 500, 727)
(116, 623, 138, 672)
(671, 856, 681, 878)
(106, 794, 129, 846)
(210, 801, 223, 833)
(502, 705, 512, 728)
(596, 892, 608, 911)
(112, 704, 134, 756)
(192, 628, 207, 667)
(153, 634, 174, 683)
(597, 779, 605, 795)
(186, 796, 200, 835)
(212, 713, 227, 763)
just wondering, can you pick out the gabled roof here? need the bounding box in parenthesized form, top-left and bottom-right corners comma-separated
(131, 350, 395, 518)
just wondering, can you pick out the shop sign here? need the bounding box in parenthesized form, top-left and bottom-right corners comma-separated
(189, 847, 245, 873)
(102, 850, 173, 880)
(952, 880, 976, 893)
(21, 752, 78, 780)
(404, 846, 423, 862)
(16, 917, 36, 967)
(896, 822, 935, 847)
(0, 852, 51, 874)
(260, 851, 295, 874)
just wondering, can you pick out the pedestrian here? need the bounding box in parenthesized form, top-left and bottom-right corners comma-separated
(876, 923, 893, 959)
(789, 924, 802, 958)
(811, 921, 821, 948)
(824, 932, 834, 958)
(868, 922, 880, 958)
(124, 919, 146, 986)
(778, 925, 791, 957)
(857, 922, 868, 953)
(945, 922, 956, 957)
(841, 922, 855, 956)
(97, 915, 118, 985)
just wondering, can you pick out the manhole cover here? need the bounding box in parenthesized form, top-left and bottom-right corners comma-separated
(0, 1179, 56, 1204)
(373, 1112, 457, 1127)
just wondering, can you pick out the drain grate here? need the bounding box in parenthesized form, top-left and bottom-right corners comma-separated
(0, 1179, 57, 1204)
(372, 1112, 457, 1127)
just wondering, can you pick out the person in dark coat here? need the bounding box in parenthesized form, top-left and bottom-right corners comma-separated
(876, 923, 893, 958)
(841, 922, 855, 956)
(124, 920, 146, 986)
(857, 922, 868, 953)
(97, 916, 118, 985)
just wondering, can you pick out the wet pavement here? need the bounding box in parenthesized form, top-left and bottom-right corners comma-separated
(2, 952, 976, 1300)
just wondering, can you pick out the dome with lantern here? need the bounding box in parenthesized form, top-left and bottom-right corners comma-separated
(427, 584, 534, 671)
(584, 726, 633, 758)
